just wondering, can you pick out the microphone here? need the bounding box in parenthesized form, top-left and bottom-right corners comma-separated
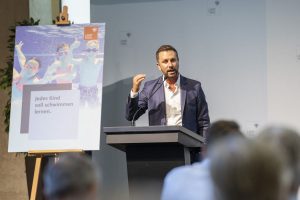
(131, 75, 167, 126)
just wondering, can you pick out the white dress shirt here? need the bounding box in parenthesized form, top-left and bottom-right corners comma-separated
(163, 75, 182, 126)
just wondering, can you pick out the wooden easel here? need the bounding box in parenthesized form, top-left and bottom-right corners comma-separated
(55, 5, 71, 26)
(28, 6, 79, 200)
(28, 149, 83, 200)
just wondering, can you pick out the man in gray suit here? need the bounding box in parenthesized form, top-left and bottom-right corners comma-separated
(126, 45, 210, 139)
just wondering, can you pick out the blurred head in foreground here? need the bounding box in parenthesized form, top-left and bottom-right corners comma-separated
(257, 126, 300, 198)
(205, 120, 242, 156)
(43, 153, 101, 200)
(210, 137, 287, 200)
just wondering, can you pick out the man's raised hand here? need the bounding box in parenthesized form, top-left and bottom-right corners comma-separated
(132, 74, 146, 93)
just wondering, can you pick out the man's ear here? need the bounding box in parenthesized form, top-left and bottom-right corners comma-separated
(157, 63, 162, 71)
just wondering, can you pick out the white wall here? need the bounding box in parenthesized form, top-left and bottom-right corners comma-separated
(90, 1, 300, 199)
(266, 0, 300, 131)
(91, 0, 268, 135)
(62, 0, 90, 23)
(30, 0, 53, 24)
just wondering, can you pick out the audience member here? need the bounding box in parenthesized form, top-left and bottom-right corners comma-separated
(43, 153, 101, 200)
(210, 137, 287, 200)
(257, 126, 300, 200)
(161, 120, 242, 200)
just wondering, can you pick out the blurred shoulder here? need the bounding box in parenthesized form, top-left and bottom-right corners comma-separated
(165, 160, 209, 182)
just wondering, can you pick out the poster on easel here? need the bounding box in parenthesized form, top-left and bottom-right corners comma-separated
(8, 23, 105, 152)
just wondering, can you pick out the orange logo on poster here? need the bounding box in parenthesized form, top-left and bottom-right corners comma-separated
(84, 26, 98, 40)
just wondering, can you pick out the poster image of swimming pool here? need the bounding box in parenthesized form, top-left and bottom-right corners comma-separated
(8, 24, 105, 152)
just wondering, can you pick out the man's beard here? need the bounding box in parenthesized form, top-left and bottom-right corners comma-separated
(166, 68, 178, 78)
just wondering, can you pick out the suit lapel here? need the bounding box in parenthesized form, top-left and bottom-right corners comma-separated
(156, 76, 165, 105)
(155, 77, 166, 124)
(180, 75, 187, 115)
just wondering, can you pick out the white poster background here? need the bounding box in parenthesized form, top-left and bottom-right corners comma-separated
(29, 90, 80, 140)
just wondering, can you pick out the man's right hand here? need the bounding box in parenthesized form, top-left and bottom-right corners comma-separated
(132, 74, 146, 93)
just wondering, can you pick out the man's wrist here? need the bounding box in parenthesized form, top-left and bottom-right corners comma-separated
(130, 90, 138, 98)
(131, 86, 139, 93)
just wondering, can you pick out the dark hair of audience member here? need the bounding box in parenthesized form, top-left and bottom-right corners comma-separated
(43, 153, 101, 200)
(206, 120, 242, 150)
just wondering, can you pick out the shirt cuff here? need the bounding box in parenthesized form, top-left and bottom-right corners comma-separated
(130, 90, 138, 98)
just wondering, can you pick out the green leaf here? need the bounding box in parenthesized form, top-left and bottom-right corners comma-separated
(0, 18, 40, 134)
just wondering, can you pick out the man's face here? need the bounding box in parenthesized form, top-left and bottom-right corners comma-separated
(156, 50, 179, 79)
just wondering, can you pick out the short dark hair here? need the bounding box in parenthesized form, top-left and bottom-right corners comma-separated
(155, 44, 179, 62)
(43, 153, 100, 200)
(206, 120, 242, 149)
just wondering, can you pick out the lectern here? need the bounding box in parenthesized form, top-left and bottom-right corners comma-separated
(104, 126, 204, 200)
